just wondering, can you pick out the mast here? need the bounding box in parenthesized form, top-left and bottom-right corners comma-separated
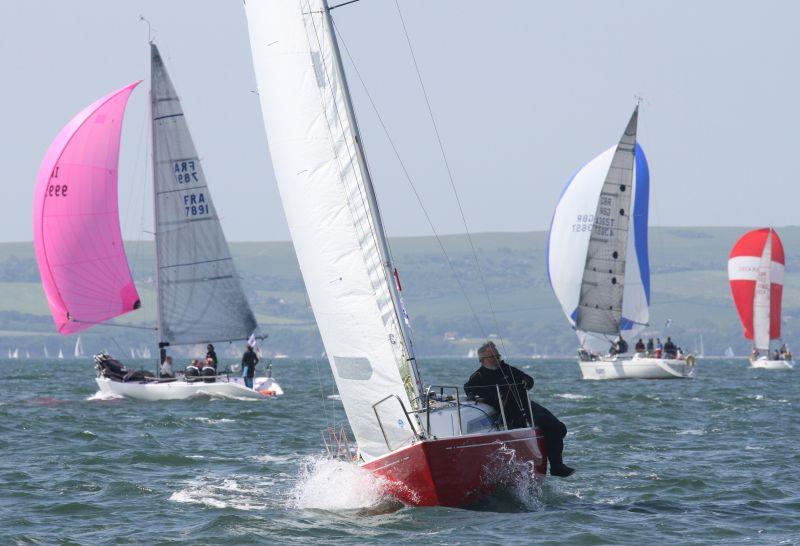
(320, 0, 421, 390)
(149, 42, 167, 364)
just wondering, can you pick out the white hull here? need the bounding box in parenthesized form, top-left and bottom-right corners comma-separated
(750, 358, 794, 370)
(95, 376, 283, 401)
(579, 354, 696, 380)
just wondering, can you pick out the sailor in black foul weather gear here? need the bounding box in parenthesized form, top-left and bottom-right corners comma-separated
(241, 345, 259, 389)
(464, 341, 574, 477)
(206, 344, 218, 367)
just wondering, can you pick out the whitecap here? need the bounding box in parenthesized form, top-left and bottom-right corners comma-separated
(252, 453, 292, 464)
(190, 417, 234, 425)
(169, 476, 269, 511)
(555, 393, 591, 400)
(326, 394, 341, 400)
(677, 429, 705, 436)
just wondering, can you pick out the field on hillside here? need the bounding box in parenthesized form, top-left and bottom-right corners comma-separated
(3, 227, 799, 358)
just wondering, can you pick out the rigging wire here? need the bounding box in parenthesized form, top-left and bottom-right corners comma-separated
(332, 22, 489, 339)
(390, 1, 510, 356)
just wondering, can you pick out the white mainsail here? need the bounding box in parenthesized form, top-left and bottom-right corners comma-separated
(548, 107, 650, 350)
(245, 0, 422, 461)
(753, 230, 772, 351)
(576, 108, 638, 335)
(150, 43, 258, 347)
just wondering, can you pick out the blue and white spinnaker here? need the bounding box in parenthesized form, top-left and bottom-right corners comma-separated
(547, 107, 650, 351)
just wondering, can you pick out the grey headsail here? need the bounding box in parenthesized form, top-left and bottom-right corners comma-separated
(150, 43, 257, 345)
(576, 107, 638, 335)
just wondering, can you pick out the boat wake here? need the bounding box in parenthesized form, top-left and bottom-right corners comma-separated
(85, 391, 123, 401)
(290, 456, 401, 513)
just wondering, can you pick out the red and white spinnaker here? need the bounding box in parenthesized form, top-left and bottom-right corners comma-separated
(728, 228, 785, 350)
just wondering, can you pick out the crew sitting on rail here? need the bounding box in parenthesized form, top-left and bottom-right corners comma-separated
(634, 339, 646, 353)
(160, 355, 174, 379)
(646, 338, 654, 355)
(663, 337, 678, 359)
(185, 359, 201, 380)
(779, 344, 792, 360)
(609, 336, 628, 356)
(464, 341, 575, 478)
(201, 357, 216, 383)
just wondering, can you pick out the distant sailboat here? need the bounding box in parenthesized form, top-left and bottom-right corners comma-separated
(57, 349, 64, 359)
(724, 346, 735, 358)
(43, 346, 50, 359)
(25, 350, 31, 359)
(548, 106, 694, 380)
(728, 228, 793, 369)
(74, 336, 84, 358)
(32, 43, 280, 400)
(130, 348, 136, 359)
(12, 348, 19, 359)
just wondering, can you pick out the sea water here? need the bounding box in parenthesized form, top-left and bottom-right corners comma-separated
(0, 358, 798, 544)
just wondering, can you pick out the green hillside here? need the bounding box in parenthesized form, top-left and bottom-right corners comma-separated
(3, 227, 799, 359)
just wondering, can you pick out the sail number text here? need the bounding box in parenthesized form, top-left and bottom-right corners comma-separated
(174, 160, 199, 184)
(48, 184, 68, 197)
(184, 192, 209, 217)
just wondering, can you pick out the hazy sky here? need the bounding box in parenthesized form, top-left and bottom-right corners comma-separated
(3, 0, 799, 243)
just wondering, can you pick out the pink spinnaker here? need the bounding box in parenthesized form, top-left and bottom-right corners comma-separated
(33, 82, 142, 334)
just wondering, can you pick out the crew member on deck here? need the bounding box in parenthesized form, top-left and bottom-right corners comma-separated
(464, 341, 575, 478)
(663, 337, 677, 358)
(609, 336, 628, 356)
(646, 338, 654, 355)
(160, 356, 174, 378)
(635, 339, 646, 353)
(242, 345, 259, 389)
(206, 344, 218, 367)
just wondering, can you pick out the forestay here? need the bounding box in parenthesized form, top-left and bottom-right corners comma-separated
(547, 107, 650, 347)
(151, 44, 257, 346)
(33, 83, 142, 334)
(245, 0, 421, 461)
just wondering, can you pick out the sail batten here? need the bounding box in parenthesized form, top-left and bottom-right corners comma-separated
(150, 43, 258, 346)
(245, 0, 421, 461)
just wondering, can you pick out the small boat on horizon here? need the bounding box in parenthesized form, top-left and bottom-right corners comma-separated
(728, 228, 794, 370)
(547, 106, 694, 380)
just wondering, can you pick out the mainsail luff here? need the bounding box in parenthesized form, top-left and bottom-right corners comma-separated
(752, 229, 772, 351)
(150, 43, 258, 346)
(318, 0, 421, 397)
(576, 107, 639, 336)
(245, 0, 423, 461)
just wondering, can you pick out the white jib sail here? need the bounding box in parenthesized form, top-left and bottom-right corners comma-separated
(245, 0, 421, 461)
(150, 44, 258, 346)
(753, 230, 772, 351)
(548, 108, 649, 350)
